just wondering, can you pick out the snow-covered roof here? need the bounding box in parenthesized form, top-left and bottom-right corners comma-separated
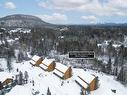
(0, 72, 14, 83)
(74, 69, 95, 84)
(55, 62, 69, 73)
(29, 60, 35, 65)
(31, 55, 41, 62)
(42, 58, 55, 66)
(75, 76, 88, 89)
(53, 69, 64, 78)
(40, 64, 48, 70)
(112, 44, 121, 48)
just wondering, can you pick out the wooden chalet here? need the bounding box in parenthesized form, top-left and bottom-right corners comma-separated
(0, 72, 14, 88)
(30, 55, 43, 66)
(53, 62, 72, 80)
(75, 70, 97, 92)
(39, 58, 56, 72)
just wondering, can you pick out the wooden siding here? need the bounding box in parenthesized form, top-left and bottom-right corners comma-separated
(89, 78, 96, 91)
(35, 58, 43, 66)
(2, 78, 13, 86)
(47, 62, 56, 72)
(64, 67, 72, 80)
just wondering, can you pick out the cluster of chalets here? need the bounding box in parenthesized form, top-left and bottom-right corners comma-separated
(30, 55, 99, 93)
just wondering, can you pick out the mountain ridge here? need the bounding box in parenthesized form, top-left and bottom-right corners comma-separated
(0, 14, 53, 28)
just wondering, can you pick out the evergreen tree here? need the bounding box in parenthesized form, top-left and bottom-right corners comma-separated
(117, 67, 125, 82)
(114, 67, 118, 76)
(7, 56, 12, 72)
(80, 88, 84, 95)
(24, 71, 29, 84)
(106, 57, 112, 74)
(119, 45, 124, 66)
(5, 39, 14, 72)
(32, 80, 34, 86)
(15, 75, 18, 84)
(101, 65, 106, 73)
(0, 81, 3, 90)
(19, 71, 23, 85)
(113, 53, 119, 76)
(107, 41, 113, 58)
(95, 76, 99, 90)
(47, 87, 51, 95)
(114, 52, 119, 67)
(17, 51, 24, 62)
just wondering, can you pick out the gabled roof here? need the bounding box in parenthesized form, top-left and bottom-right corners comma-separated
(53, 69, 64, 78)
(42, 58, 55, 66)
(0, 72, 14, 83)
(77, 72, 95, 84)
(75, 76, 88, 89)
(53, 62, 70, 78)
(32, 55, 41, 62)
(40, 64, 48, 70)
(55, 62, 69, 73)
(74, 69, 96, 89)
(30, 60, 35, 65)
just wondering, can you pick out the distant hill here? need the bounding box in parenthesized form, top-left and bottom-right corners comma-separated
(0, 14, 53, 28)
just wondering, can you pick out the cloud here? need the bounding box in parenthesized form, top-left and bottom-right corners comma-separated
(4, 2, 16, 9)
(38, 0, 127, 17)
(38, 1, 50, 9)
(81, 15, 97, 24)
(36, 13, 68, 24)
(38, 0, 89, 11)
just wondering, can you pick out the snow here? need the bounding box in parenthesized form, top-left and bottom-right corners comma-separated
(6, 85, 32, 95)
(91, 72, 127, 95)
(124, 35, 127, 47)
(42, 58, 55, 66)
(7, 39, 15, 43)
(0, 58, 7, 70)
(97, 55, 114, 64)
(53, 69, 64, 78)
(10, 60, 81, 95)
(0, 72, 14, 83)
(112, 44, 121, 48)
(97, 44, 102, 47)
(98, 40, 122, 49)
(40, 64, 48, 70)
(29, 60, 35, 65)
(0, 40, 5, 45)
(55, 62, 69, 73)
(74, 69, 95, 84)
(9, 28, 31, 33)
(58, 36, 64, 39)
(0, 58, 126, 95)
(75, 76, 88, 89)
(30, 71, 80, 95)
(31, 55, 41, 62)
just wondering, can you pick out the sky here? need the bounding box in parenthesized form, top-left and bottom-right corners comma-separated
(0, 0, 127, 24)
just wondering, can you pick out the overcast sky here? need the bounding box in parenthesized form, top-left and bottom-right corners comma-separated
(0, 0, 127, 24)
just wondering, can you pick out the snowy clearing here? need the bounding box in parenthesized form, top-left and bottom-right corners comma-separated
(0, 59, 127, 95)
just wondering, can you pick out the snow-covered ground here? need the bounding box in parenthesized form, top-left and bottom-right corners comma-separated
(0, 59, 127, 95)
(90, 71, 127, 95)
(97, 55, 115, 64)
(0, 58, 7, 70)
(9, 28, 31, 33)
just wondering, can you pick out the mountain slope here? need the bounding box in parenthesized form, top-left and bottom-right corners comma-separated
(0, 14, 52, 28)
